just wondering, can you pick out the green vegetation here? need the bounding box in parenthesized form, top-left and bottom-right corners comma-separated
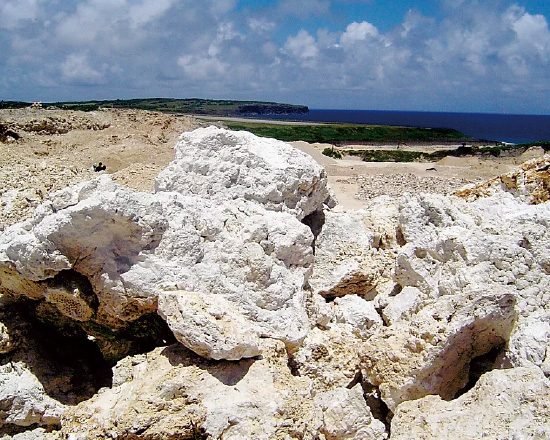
(322, 146, 343, 159)
(45, 98, 308, 115)
(224, 121, 470, 144)
(347, 143, 535, 162)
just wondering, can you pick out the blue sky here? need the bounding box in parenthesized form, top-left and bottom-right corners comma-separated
(1, 0, 550, 114)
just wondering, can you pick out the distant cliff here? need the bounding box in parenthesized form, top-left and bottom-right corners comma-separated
(2, 98, 309, 116)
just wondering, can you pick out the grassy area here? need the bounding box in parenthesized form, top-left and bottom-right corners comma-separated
(1, 98, 308, 116)
(346, 143, 539, 162)
(224, 121, 470, 144)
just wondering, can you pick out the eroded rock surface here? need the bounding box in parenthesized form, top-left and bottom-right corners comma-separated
(391, 366, 550, 440)
(155, 126, 334, 220)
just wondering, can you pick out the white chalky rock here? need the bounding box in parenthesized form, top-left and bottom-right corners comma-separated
(333, 295, 383, 333)
(394, 192, 550, 370)
(308, 211, 395, 299)
(61, 341, 322, 440)
(391, 367, 550, 440)
(360, 292, 516, 411)
(0, 362, 66, 428)
(0, 176, 314, 359)
(381, 286, 422, 325)
(154, 126, 333, 220)
(158, 290, 261, 360)
(314, 384, 388, 440)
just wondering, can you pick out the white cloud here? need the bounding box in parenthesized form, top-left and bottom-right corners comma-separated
(177, 55, 228, 80)
(60, 53, 105, 85)
(340, 21, 379, 47)
(0, 0, 44, 30)
(284, 30, 319, 60)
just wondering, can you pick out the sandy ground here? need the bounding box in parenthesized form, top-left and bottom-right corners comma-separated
(1, 107, 545, 230)
(290, 140, 546, 209)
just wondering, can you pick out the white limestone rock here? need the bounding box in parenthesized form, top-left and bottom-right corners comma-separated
(158, 290, 261, 360)
(314, 384, 388, 440)
(308, 210, 396, 299)
(394, 192, 550, 371)
(391, 366, 550, 439)
(381, 286, 422, 325)
(61, 341, 323, 440)
(0, 362, 66, 428)
(333, 295, 383, 334)
(0, 176, 314, 359)
(154, 126, 333, 220)
(360, 292, 516, 411)
(290, 325, 364, 390)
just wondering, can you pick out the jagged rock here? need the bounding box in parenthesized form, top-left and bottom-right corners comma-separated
(381, 286, 422, 325)
(155, 126, 334, 220)
(455, 154, 550, 204)
(394, 191, 550, 371)
(308, 210, 396, 299)
(0, 176, 314, 360)
(360, 292, 516, 411)
(0, 362, 65, 428)
(61, 340, 324, 440)
(158, 290, 262, 360)
(290, 325, 364, 390)
(333, 295, 383, 334)
(314, 384, 388, 440)
(391, 366, 550, 439)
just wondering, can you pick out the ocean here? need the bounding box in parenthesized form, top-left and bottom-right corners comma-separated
(254, 110, 550, 144)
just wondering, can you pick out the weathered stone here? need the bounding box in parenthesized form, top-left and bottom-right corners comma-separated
(381, 286, 422, 325)
(391, 367, 550, 439)
(158, 290, 261, 360)
(61, 341, 322, 440)
(314, 384, 388, 440)
(360, 292, 516, 411)
(0, 362, 65, 428)
(395, 191, 550, 372)
(333, 295, 383, 334)
(155, 126, 334, 220)
(308, 210, 396, 299)
(0, 176, 314, 360)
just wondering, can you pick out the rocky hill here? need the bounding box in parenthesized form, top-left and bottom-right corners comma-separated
(0, 111, 549, 439)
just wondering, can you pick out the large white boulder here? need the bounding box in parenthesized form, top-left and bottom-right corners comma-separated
(395, 191, 550, 370)
(0, 176, 314, 359)
(360, 292, 516, 411)
(154, 126, 334, 220)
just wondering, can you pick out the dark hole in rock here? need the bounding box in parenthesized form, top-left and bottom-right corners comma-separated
(1, 303, 113, 406)
(359, 375, 392, 432)
(301, 209, 325, 253)
(395, 226, 406, 246)
(0, 423, 58, 438)
(453, 343, 505, 399)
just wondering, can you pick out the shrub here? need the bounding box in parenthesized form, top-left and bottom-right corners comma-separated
(322, 147, 343, 159)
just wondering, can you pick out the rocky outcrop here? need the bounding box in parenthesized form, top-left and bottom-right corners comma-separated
(308, 206, 398, 300)
(360, 292, 516, 411)
(391, 366, 550, 439)
(455, 154, 550, 204)
(0, 175, 315, 361)
(155, 126, 334, 220)
(1, 127, 550, 439)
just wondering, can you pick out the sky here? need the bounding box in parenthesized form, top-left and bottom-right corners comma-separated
(1, 0, 550, 114)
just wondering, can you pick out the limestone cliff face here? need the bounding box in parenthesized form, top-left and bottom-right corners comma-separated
(0, 130, 549, 439)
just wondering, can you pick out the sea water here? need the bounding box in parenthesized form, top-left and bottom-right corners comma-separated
(255, 110, 550, 144)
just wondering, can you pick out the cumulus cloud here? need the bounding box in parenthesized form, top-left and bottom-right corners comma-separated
(60, 53, 106, 85)
(1, 0, 550, 112)
(284, 30, 319, 60)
